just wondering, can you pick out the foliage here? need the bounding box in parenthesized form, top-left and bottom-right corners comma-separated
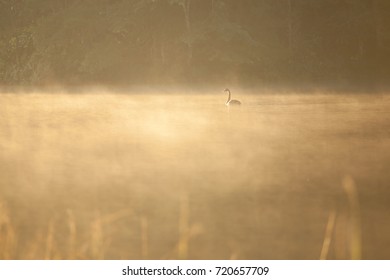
(1, 0, 390, 88)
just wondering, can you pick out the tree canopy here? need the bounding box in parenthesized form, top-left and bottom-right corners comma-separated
(1, 0, 390, 90)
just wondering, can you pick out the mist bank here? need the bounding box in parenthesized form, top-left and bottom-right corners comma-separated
(1, 83, 389, 96)
(1, 0, 390, 90)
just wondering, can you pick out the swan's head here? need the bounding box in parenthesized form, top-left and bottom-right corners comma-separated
(223, 88, 230, 93)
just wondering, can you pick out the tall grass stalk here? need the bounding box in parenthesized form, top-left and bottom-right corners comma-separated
(178, 192, 189, 259)
(320, 210, 336, 260)
(140, 216, 149, 259)
(44, 220, 55, 260)
(67, 209, 77, 259)
(0, 200, 16, 259)
(342, 175, 362, 260)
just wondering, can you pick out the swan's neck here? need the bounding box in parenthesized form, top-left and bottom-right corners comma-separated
(226, 90, 231, 104)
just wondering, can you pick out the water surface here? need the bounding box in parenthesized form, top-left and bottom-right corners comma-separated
(0, 91, 389, 259)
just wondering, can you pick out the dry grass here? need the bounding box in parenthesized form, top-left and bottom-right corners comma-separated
(0, 178, 365, 260)
(320, 175, 362, 260)
(342, 175, 362, 259)
(0, 200, 17, 259)
(320, 210, 336, 260)
(0, 197, 205, 259)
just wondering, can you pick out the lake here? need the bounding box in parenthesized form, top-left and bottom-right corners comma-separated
(0, 90, 389, 259)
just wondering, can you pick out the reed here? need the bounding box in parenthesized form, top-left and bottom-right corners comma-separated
(320, 175, 362, 260)
(342, 175, 362, 260)
(320, 210, 336, 260)
(178, 192, 190, 259)
(140, 216, 149, 259)
(0, 200, 16, 259)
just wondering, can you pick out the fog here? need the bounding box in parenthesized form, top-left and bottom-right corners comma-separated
(1, 90, 389, 259)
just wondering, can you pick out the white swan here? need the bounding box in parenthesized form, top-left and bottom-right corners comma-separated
(224, 88, 241, 106)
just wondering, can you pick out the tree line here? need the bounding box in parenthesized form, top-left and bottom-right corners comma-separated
(1, 0, 389, 90)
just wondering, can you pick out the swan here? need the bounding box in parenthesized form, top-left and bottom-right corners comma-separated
(224, 88, 241, 106)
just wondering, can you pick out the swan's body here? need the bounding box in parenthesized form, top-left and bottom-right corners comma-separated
(224, 88, 241, 106)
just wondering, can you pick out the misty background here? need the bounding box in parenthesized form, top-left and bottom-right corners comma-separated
(1, 0, 390, 260)
(1, 0, 390, 89)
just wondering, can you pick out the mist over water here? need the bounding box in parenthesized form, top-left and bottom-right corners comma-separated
(1, 90, 390, 259)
